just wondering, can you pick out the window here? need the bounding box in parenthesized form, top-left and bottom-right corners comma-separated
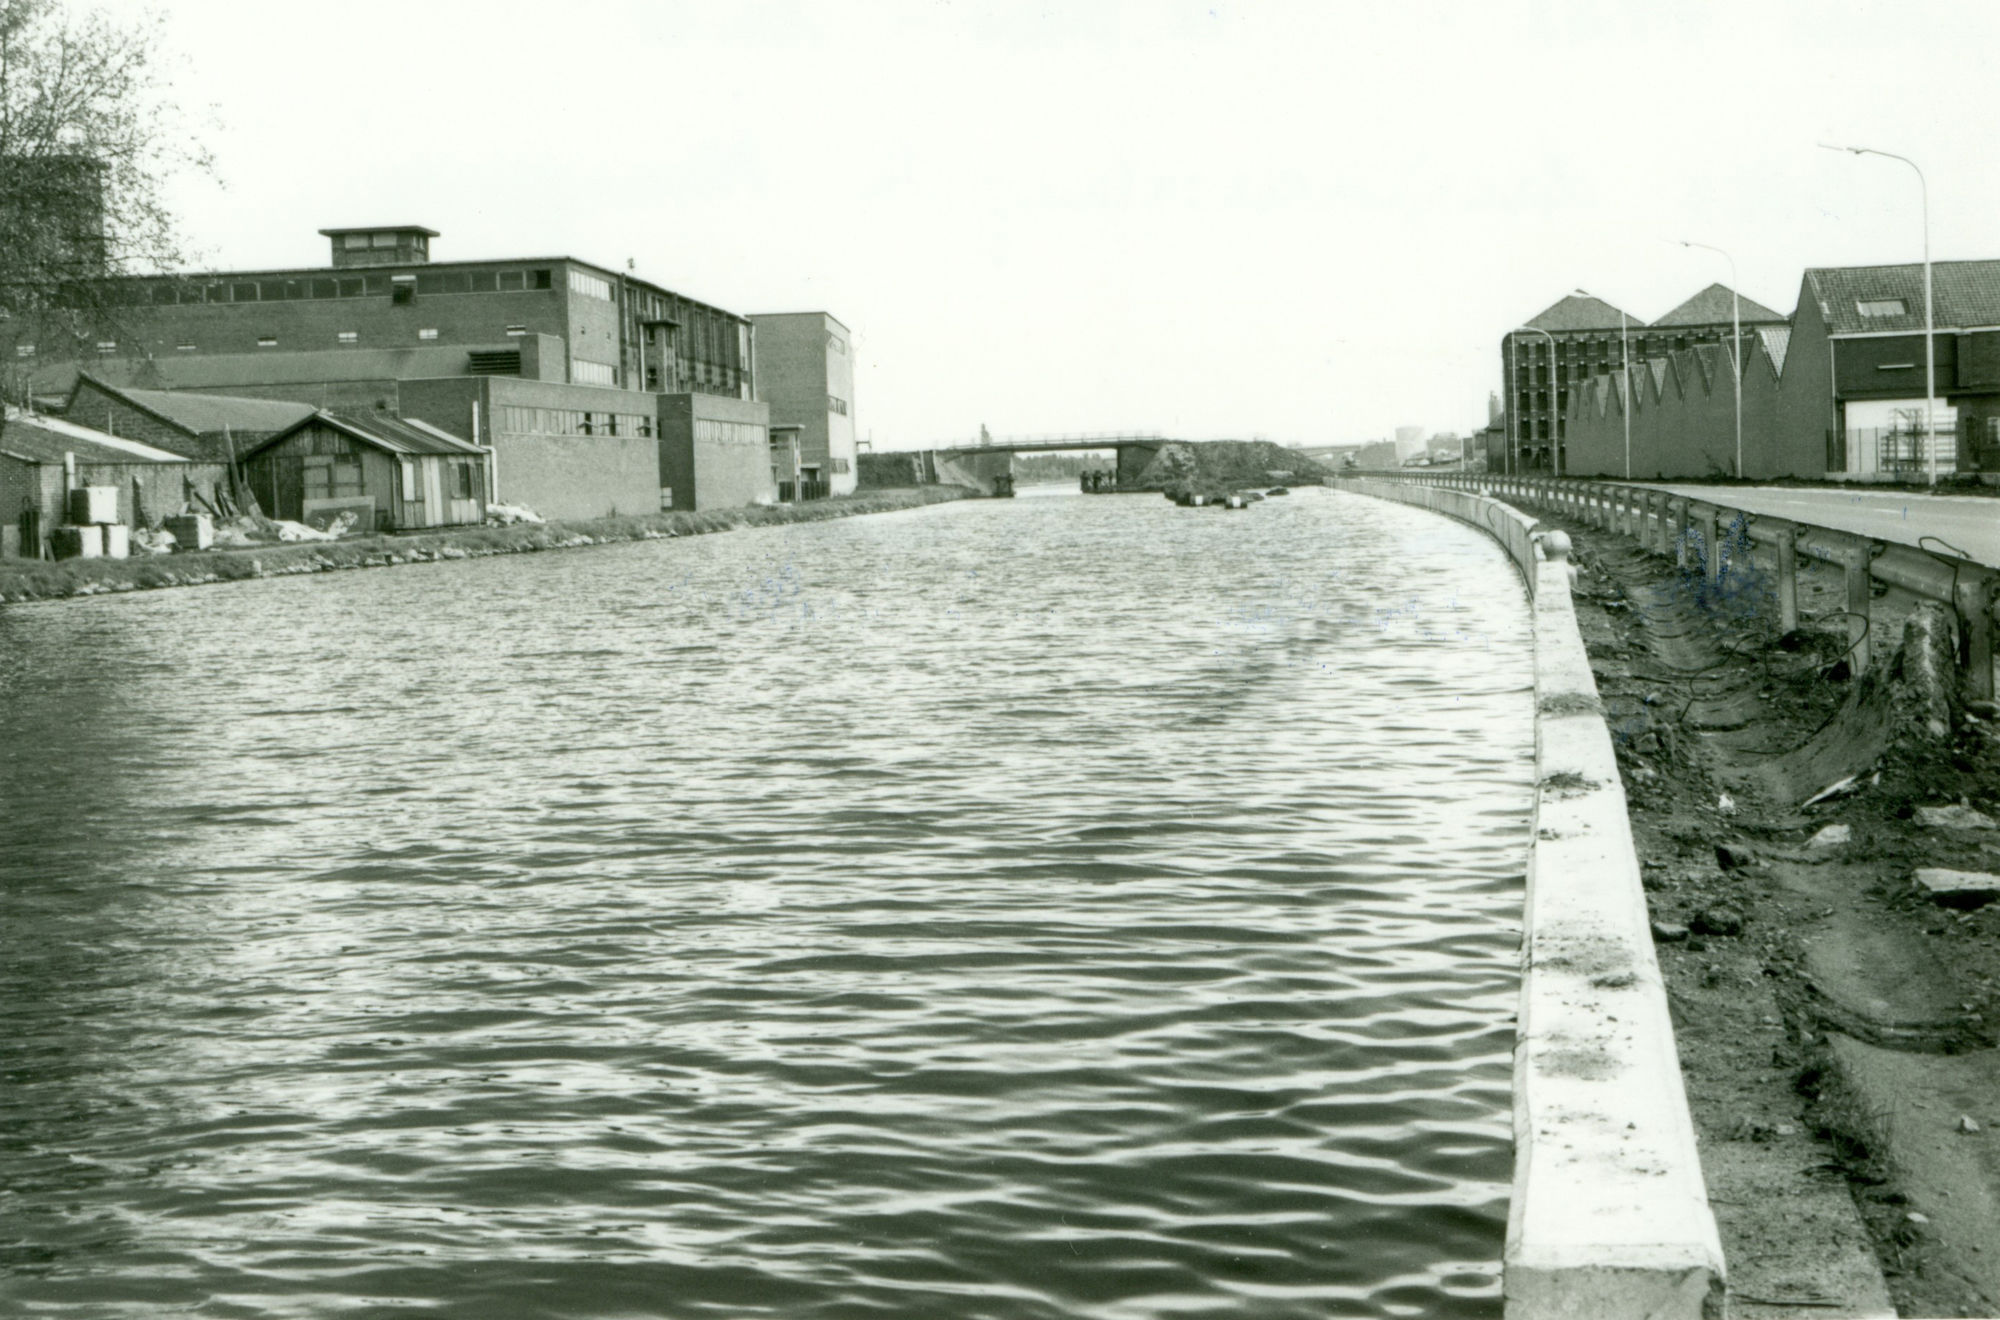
(14, 344, 33, 357)
(303, 453, 364, 500)
(505, 324, 528, 337)
(257, 336, 277, 348)
(827, 394, 849, 415)
(392, 275, 414, 304)
(371, 232, 398, 249)
(570, 358, 616, 386)
(311, 278, 338, 299)
(498, 270, 525, 292)
(568, 269, 613, 300)
(338, 277, 364, 297)
(532, 269, 553, 290)
(1876, 362, 1916, 371)
(467, 271, 497, 294)
(96, 340, 116, 354)
(832, 456, 851, 474)
(1857, 298, 1907, 318)
(176, 342, 196, 352)
(343, 233, 369, 250)
(453, 461, 475, 499)
(337, 330, 358, 344)
(418, 328, 439, 340)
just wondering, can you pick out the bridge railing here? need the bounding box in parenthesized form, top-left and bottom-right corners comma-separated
(1345, 470, 2000, 700)
(934, 432, 1168, 450)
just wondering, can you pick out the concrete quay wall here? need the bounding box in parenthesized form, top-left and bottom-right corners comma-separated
(1339, 478, 1726, 1320)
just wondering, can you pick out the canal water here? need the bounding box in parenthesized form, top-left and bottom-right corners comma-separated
(0, 487, 1534, 1319)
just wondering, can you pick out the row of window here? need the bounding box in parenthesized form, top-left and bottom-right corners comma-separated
(570, 358, 616, 387)
(495, 406, 655, 438)
(695, 419, 766, 447)
(120, 268, 562, 306)
(827, 394, 848, 415)
(568, 270, 613, 301)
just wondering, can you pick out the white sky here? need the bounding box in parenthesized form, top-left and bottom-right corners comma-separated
(97, 0, 2000, 449)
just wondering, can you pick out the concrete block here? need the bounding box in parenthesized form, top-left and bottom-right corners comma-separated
(163, 513, 214, 551)
(66, 485, 119, 525)
(1912, 868, 2000, 908)
(50, 525, 100, 560)
(99, 524, 129, 559)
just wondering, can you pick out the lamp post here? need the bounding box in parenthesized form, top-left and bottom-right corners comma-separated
(1821, 143, 1936, 486)
(1509, 326, 1558, 474)
(1678, 241, 1743, 479)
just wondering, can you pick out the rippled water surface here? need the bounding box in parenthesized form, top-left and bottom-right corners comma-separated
(0, 487, 1532, 1318)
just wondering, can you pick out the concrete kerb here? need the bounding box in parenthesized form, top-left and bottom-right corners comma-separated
(1336, 478, 1727, 1320)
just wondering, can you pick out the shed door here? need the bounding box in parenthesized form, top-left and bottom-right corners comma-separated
(400, 459, 425, 527)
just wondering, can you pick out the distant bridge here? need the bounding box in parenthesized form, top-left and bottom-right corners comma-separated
(927, 433, 1174, 494)
(930, 432, 1170, 457)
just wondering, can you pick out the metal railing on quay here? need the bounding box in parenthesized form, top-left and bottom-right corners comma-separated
(1341, 470, 2000, 700)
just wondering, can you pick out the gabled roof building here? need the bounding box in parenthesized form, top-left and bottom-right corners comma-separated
(1559, 257, 2000, 480)
(1502, 285, 1786, 473)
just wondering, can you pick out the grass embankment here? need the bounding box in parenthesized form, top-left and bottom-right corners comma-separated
(0, 486, 975, 604)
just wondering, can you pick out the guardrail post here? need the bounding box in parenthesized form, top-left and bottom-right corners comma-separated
(1957, 572, 1995, 702)
(1844, 547, 1873, 679)
(1697, 507, 1720, 584)
(1773, 522, 1799, 634)
(1655, 492, 1673, 557)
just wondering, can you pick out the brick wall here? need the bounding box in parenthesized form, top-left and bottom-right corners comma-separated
(487, 431, 659, 521)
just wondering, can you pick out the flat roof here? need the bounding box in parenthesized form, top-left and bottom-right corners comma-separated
(318, 225, 440, 237)
(123, 256, 749, 322)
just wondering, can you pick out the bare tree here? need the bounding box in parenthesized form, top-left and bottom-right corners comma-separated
(0, 0, 211, 400)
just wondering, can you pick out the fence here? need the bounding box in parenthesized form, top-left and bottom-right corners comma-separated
(1355, 471, 1999, 700)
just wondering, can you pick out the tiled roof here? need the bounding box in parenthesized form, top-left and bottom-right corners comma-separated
(1805, 259, 2000, 335)
(1522, 293, 1646, 333)
(72, 375, 316, 437)
(1651, 283, 1787, 327)
(1, 407, 195, 466)
(1757, 325, 1791, 376)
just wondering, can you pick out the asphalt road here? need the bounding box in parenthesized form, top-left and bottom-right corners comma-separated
(1643, 484, 2000, 568)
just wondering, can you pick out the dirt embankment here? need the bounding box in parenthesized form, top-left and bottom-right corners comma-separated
(1132, 440, 1328, 495)
(0, 486, 974, 604)
(1544, 509, 2000, 1317)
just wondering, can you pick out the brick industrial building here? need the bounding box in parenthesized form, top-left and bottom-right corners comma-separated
(749, 312, 858, 498)
(1502, 286, 1784, 473)
(1560, 259, 2000, 480)
(4, 224, 798, 518)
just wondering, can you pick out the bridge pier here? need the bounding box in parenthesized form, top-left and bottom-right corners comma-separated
(1114, 442, 1164, 487)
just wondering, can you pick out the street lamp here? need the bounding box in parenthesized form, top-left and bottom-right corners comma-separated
(1508, 325, 1558, 474)
(1820, 143, 1937, 487)
(1575, 289, 1632, 478)
(1677, 241, 1743, 479)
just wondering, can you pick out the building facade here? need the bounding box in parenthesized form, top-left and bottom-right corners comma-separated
(658, 394, 776, 511)
(1561, 260, 2000, 482)
(749, 312, 857, 497)
(12, 225, 754, 412)
(1503, 286, 1783, 472)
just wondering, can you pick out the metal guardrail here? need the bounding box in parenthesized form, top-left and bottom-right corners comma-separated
(1354, 471, 2000, 700)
